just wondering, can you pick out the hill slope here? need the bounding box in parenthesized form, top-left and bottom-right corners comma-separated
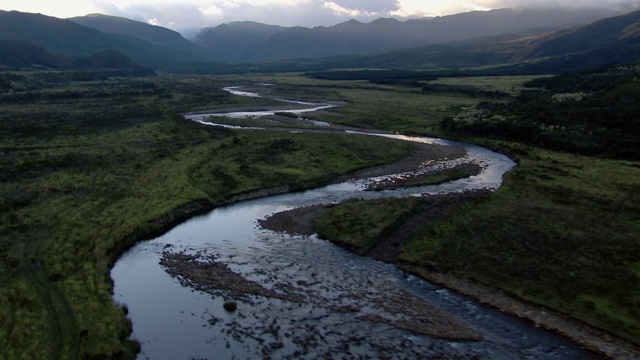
(0, 38, 155, 72)
(0, 39, 72, 68)
(70, 14, 217, 60)
(512, 9, 640, 61)
(0, 11, 213, 68)
(322, 9, 640, 74)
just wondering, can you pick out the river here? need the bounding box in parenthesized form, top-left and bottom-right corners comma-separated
(111, 86, 600, 359)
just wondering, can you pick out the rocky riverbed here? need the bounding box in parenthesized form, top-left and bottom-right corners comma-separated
(151, 138, 638, 359)
(160, 248, 486, 359)
(115, 85, 629, 359)
(155, 141, 493, 358)
(258, 168, 640, 359)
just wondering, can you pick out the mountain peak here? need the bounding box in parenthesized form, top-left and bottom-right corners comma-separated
(371, 18, 401, 25)
(336, 19, 363, 27)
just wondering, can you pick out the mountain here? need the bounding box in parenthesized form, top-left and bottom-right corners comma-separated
(0, 11, 115, 55)
(0, 38, 156, 76)
(0, 7, 635, 70)
(81, 49, 145, 69)
(193, 21, 285, 61)
(250, 19, 413, 61)
(0, 39, 72, 68)
(321, 9, 640, 74)
(194, 7, 621, 61)
(511, 9, 640, 61)
(0, 11, 214, 68)
(69, 14, 217, 60)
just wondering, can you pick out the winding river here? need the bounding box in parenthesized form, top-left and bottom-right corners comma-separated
(111, 86, 600, 359)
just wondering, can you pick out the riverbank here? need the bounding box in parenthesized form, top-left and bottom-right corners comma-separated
(259, 171, 640, 359)
(183, 84, 639, 358)
(141, 140, 500, 357)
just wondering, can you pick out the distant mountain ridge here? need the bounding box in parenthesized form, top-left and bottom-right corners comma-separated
(324, 9, 640, 74)
(0, 7, 637, 71)
(194, 21, 285, 61)
(194, 7, 622, 61)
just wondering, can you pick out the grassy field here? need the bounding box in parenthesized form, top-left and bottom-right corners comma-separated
(244, 73, 545, 134)
(0, 71, 413, 359)
(314, 198, 420, 249)
(427, 75, 548, 96)
(402, 143, 640, 343)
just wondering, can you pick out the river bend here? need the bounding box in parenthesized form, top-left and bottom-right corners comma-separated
(111, 86, 599, 359)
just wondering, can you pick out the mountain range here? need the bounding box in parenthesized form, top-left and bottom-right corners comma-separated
(0, 10, 217, 69)
(334, 9, 640, 74)
(0, 7, 639, 73)
(194, 7, 621, 61)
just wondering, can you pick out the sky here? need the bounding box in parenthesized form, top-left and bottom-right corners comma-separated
(0, 0, 637, 37)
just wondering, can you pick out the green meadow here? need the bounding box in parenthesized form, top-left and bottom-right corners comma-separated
(402, 144, 640, 343)
(1, 68, 638, 358)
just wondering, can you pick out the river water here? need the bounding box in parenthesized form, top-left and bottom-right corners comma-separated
(111, 86, 600, 359)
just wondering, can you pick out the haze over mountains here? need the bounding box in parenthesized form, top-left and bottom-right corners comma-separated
(0, 7, 639, 72)
(193, 7, 621, 61)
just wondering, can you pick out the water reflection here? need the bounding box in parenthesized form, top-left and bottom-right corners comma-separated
(111, 86, 599, 360)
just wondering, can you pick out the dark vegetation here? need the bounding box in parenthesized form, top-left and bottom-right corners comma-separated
(442, 64, 640, 159)
(314, 198, 420, 250)
(402, 144, 640, 345)
(0, 38, 156, 76)
(308, 69, 437, 86)
(0, 70, 412, 359)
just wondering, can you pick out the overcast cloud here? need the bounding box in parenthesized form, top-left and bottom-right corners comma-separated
(1, 0, 638, 38)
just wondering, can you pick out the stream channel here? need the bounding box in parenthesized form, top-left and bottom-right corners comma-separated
(111, 86, 600, 359)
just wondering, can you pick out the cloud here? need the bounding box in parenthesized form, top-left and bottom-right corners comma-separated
(470, 0, 635, 8)
(322, 0, 398, 17)
(326, 0, 398, 13)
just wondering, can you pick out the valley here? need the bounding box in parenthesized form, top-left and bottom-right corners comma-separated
(0, 5, 639, 359)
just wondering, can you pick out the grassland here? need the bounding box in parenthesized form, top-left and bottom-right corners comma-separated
(219, 72, 489, 136)
(3, 68, 638, 358)
(314, 198, 420, 250)
(289, 72, 640, 347)
(402, 143, 640, 343)
(0, 71, 413, 359)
